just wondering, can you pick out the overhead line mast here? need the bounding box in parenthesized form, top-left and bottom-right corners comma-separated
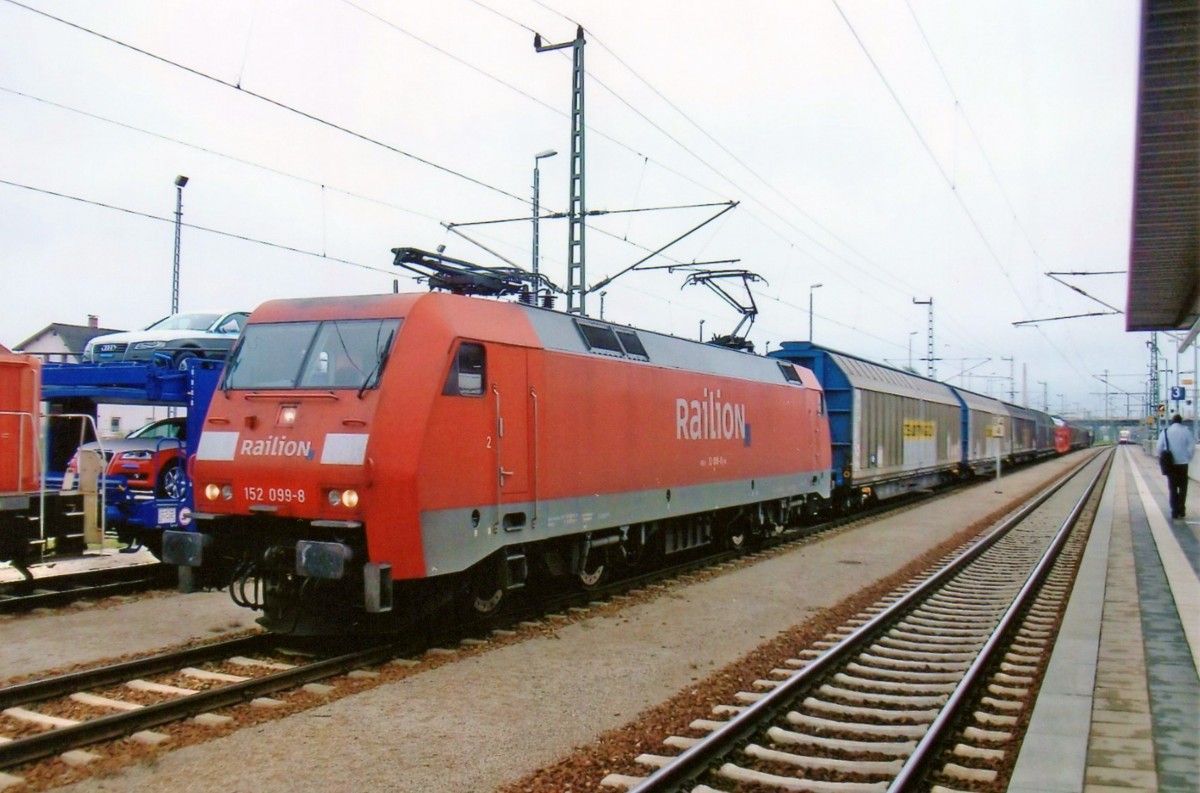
(535, 26, 588, 315)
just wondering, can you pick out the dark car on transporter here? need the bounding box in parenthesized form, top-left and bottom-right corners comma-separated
(82, 311, 249, 370)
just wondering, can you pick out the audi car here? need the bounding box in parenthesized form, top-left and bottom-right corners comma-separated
(83, 311, 249, 369)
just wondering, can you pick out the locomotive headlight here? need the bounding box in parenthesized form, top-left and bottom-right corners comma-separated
(204, 483, 221, 501)
(276, 404, 298, 428)
(221, 485, 233, 500)
(327, 488, 359, 508)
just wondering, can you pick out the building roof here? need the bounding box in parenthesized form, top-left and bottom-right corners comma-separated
(1125, 0, 1200, 337)
(14, 323, 125, 355)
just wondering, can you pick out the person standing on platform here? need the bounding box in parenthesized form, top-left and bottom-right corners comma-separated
(1156, 414, 1196, 519)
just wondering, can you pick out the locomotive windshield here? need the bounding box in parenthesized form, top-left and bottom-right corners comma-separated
(224, 318, 402, 390)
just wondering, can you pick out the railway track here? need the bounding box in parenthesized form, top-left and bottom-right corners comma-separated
(0, 478, 956, 782)
(0, 562, 174, 614)
(601, 448, 1111, 793)
(0, 632, 415, 773)
(0, 456, 1088, 786)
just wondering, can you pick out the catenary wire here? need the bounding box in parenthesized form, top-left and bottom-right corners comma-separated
(0, 178, 412, 280)
(3, 0, 528, 205)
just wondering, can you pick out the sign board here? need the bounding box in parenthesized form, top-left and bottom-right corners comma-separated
(1170, 386, 1186, 401)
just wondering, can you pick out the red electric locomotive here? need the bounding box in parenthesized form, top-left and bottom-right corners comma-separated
(169, 291, 832, 632)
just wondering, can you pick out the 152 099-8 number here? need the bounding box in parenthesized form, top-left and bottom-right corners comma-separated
(244, 486, 306, 503)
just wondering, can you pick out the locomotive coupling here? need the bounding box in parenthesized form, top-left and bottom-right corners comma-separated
(295, 540, 353, 579)
(162, 529, 209, 567)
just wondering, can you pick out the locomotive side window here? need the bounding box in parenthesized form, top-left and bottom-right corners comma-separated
(575, 320, 623, 355)
(575, 319, 650, 361)
(444, 342, 486, 397)
(615, 329, 648, 360)
(778, 362, 803, 384)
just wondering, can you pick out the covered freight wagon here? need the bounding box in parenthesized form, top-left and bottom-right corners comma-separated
(771, 342, 963, 506)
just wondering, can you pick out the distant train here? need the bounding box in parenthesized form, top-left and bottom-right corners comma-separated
(161, 290, 1090, 634)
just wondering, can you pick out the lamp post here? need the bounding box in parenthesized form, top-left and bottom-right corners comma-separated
(172, 175, 188, 315)
(699, 319, 705, 342)
(808, 283, 823, 341)
(532, 150, 557, 303)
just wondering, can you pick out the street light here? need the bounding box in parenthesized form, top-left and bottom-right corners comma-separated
(809, 283, 823, 341)
(172, 175, 188, 315)
(532, 150, 557, 303)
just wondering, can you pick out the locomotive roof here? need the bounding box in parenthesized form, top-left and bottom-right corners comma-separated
(244, 292, 813, 389)
(519, 299, 808, 386)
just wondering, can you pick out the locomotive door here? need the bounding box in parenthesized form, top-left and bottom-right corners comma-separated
(489, 344, 531, 501)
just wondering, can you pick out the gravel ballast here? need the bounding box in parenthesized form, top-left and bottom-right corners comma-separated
(15, 454, 1085, 792)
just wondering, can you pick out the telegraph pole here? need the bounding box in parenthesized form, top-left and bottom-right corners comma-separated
(535, 27, 587, 315)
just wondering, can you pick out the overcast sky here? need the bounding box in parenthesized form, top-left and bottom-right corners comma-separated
(0, 0, 1164, 418)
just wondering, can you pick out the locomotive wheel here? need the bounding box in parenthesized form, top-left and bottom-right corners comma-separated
(577, 547, 608, 589)
(463, 563, 504, 616)
(726, 528, 746, 550)
(472, 588, 503, 615)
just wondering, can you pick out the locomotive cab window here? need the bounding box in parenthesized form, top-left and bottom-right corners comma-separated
(224, 318, 401, 390)
(444, 342, 485, 397)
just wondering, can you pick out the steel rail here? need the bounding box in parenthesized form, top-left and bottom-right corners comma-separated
(0, 634, 274, 710)
(628, 449, 1107, 793)
(0, 563, 173, 614)
(888, 447, 1112, 789)
(0, 637, 405, 770)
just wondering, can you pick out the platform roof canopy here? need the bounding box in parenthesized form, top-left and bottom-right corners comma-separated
(1125, 0, 1199, 340)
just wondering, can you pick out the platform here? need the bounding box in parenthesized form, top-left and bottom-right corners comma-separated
(1011, 445, 1199, 792)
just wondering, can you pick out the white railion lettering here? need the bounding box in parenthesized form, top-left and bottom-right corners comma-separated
(676, 388, 747, 442)
(236, 435, 314, 459)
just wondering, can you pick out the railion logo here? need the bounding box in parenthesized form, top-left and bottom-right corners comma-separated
(239, 436, 314, 459)
(675, 388, 748, 442)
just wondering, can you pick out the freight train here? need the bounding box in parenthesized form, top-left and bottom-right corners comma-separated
(160, 288, 1090, 634)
